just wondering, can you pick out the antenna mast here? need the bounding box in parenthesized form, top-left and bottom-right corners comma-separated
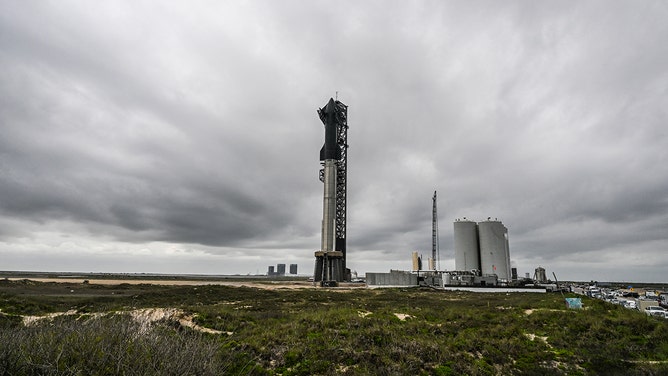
(432, 191, 439, 270)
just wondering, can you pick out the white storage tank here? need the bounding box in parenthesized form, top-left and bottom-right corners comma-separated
(454, 219, 480, 272)
(478, 220, 511, 281)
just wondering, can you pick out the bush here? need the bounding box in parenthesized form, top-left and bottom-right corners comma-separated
(0, 315, 249, 375)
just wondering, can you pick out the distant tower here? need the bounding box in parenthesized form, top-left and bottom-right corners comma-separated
(277, 264, 286, 276)
(268, 266, 275, 276)
(289, 264, 298, 275)
(431, 191, 439, 271)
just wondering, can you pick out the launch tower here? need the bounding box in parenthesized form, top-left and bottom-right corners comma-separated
(314, 98, 349, 285)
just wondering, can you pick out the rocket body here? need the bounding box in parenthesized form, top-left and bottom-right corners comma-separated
(319, 97, 341, 256)
(321, 159, 337, 254)
(314, 97, 346, 284)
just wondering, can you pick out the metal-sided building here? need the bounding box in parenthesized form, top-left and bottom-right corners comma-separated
(366, 270, 418, 286)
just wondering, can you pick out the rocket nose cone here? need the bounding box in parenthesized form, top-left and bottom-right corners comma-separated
(325, 98, 336, 113)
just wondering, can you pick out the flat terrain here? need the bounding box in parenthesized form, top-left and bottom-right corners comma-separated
(1, 277, 668, 375)
(4, 277, 318, 289)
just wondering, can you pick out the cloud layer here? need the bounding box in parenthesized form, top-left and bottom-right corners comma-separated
(1, 1, 667, 281)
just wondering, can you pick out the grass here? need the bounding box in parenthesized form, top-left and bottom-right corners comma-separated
(1, 279, 667, 375)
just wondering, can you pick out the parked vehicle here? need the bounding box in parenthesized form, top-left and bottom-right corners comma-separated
(624, 300, 637, 309)
(659, 293, 668, 309)
(645, 306, 667, 317)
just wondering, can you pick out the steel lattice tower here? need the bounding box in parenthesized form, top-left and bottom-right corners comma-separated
(432, 191, 439, 271)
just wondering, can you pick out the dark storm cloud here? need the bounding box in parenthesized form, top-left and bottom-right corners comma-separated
(0, 1, 321, 249)
(1, 1, 667, 280)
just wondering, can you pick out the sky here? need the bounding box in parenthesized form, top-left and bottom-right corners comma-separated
(1, 1, 667, 282)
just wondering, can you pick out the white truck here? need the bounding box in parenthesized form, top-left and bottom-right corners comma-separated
(645, 306, 667, 317)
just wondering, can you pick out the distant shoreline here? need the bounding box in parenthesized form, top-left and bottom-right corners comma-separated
(0, 270, 307, 281)
(2, 277, 319, 289)
(1, 270, 666, 289)
(0, 270, 321, 289)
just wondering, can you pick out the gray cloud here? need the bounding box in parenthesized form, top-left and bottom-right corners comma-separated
(1, 1, 667, 281)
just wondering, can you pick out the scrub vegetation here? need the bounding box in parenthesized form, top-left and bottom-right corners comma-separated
(1, 279, 667, 375)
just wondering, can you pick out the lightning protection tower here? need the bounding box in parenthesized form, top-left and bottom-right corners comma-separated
(432, 191, 439, 271)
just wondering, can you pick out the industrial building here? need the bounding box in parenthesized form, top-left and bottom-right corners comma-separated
(277, 264, 286, 275)
(366, 270, 417, 286)
(268, 263, 298, 276)
(453, 218, 512, 283)
(367, 217, 514, 288)
(267, 264, 297, 276)
(366, 214, 555, 291)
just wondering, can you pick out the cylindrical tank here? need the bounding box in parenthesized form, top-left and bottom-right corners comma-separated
(478, 220, 511, 281)
(412, 251, 420, 271)
(454, 220, 480, 272)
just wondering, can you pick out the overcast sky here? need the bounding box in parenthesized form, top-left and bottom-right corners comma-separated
(1, 1, 667, 282)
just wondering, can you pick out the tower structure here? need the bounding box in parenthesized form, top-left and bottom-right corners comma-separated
(314, 98, 349, 285)
(431, 191, 439, 271)
(334, 101, 349, 277)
